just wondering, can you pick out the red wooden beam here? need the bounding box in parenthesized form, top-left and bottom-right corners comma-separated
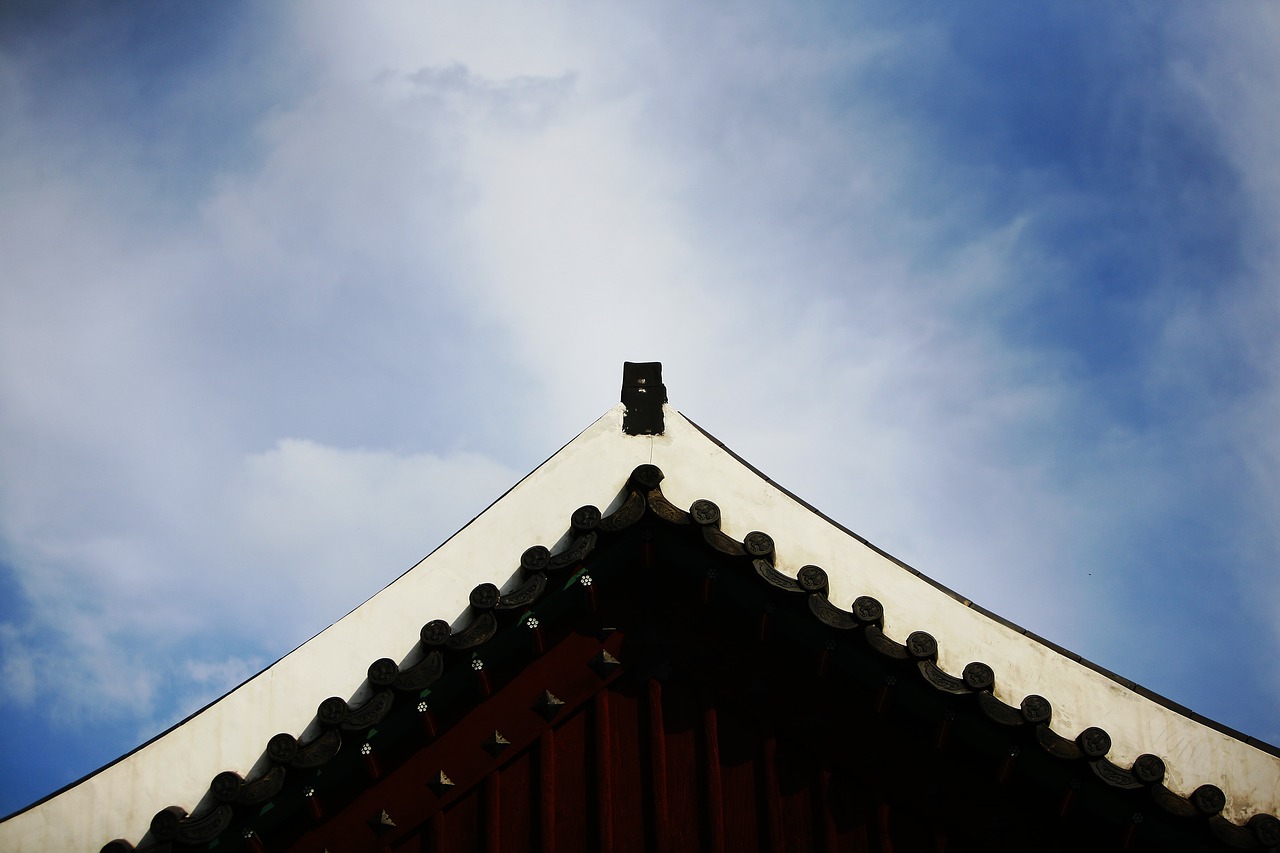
(760, 730, 785, 853)
(701, 694, 725, 853)
(594, 691, 614, 851)
(540, 729, 557, 852)
(647, 679, 671, 850)
(483, 771, 501, 853)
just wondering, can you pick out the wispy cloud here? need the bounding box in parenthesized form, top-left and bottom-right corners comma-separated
(2, 0, 1279, 816)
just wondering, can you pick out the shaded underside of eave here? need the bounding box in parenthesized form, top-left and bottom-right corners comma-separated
(13, 404, 1271, 842)
(0, 409, 634, 832)
(102, 463, 1280, 853)
(682, 413, 1280, 757)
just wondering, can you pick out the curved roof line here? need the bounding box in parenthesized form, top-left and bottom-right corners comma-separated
(3, 401, 1277, 851)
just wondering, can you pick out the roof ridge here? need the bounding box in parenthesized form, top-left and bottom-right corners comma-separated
(93, 463, 1280, 850)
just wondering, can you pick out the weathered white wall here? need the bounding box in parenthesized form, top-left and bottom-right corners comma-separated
(649, 412, 1280, 822)
(2, 404, 1276, 851)
(0, 406, 653, 852)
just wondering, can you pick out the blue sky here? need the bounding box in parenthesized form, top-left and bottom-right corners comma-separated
(2, 1, 1279, 817)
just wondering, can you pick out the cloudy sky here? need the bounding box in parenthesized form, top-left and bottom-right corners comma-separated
(2, 1, 1279, 817)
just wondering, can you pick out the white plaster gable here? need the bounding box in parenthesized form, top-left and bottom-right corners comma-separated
(3, 402, 1278, 851)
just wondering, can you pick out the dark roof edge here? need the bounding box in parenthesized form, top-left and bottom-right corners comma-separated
(0, 410, 621, 825)
(680, 410, 1280, 760)
(110, 458, 1280, 848)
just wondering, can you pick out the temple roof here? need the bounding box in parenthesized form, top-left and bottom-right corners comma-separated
(3, 364, 1278, 851)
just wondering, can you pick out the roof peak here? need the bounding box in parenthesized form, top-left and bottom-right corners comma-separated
(6, 382, 1280, 850)
(621, 361, 666, 436)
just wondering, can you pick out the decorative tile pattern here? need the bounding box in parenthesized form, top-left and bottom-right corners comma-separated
(107, 464, 1279, 852)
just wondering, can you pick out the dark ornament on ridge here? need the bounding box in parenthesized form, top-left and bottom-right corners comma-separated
(1076, 726, 1111, 759)
(1249, 814, 1280, 846)
(702, 524, 744, 557)
(809, 593, 858, 629)
(210, 771, 242, 803)
(906, 631, 938, 661)
(1131, 753, 1165, 785)
(648, 490, 690, 525)
(756, 558, 803, 593)
(852, 596, 883, 625)
(395, 650, 444, 692)
(690, 499, 721, 526)
(1020, 694, 1052, 725)
(864, 625, 910, 660)
(446, 611, 498, 649)
(470, 583, 501, 611)
(267, 732, 297, 764)
(547, 532, 596, 569)
(571, 504, 602, 531)
(918, 659, 968, 694)
(621, 362, 667, 436)
(318, 696, 349, 728)
(520, 545, 551, 572)
(291, 729, 342, 768)
(498, 573, 546, 608)
(1150, 784, 1199, 818)
(962, 661, 995, 692)
(150, 806, 186, 842)
(420, 619, 451, 646)
(237, 766, 285, 804)
(797, 565, 828, 594)
(976, 691, 1024, 726)
(1089, 758, 1143, 790)
(1209, 813, 1259, 847)
(173, 805, 233, 845)
(344, 690, 394, 729)
(632, 464, 664, 491)
(1191, 784, 1227, 817)
(368, 658, 399, 687)
(743, 531, 774, 558)
(1034, 725, 1082, 760)
(104, 453, 1280, 851)
(598, 490, 645, 531)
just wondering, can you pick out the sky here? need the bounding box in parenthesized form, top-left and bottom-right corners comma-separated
(2, 0, 1279, 819)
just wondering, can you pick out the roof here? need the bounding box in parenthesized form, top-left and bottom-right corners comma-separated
(3, 366, 1278, 851)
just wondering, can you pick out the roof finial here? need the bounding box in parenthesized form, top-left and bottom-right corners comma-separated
(621, 362, 666, 436)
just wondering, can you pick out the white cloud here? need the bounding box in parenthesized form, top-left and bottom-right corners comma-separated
(1162, 5, 1280, 707)
(184, 655, 263, 686)
(0, 433, 517, 724)
(225, 439, 520, 629)
(0, 625, 38, 706)
(4, 1, 1280, 811)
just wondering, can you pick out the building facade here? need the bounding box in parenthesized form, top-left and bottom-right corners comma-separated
(3, 364, 1278, 851)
